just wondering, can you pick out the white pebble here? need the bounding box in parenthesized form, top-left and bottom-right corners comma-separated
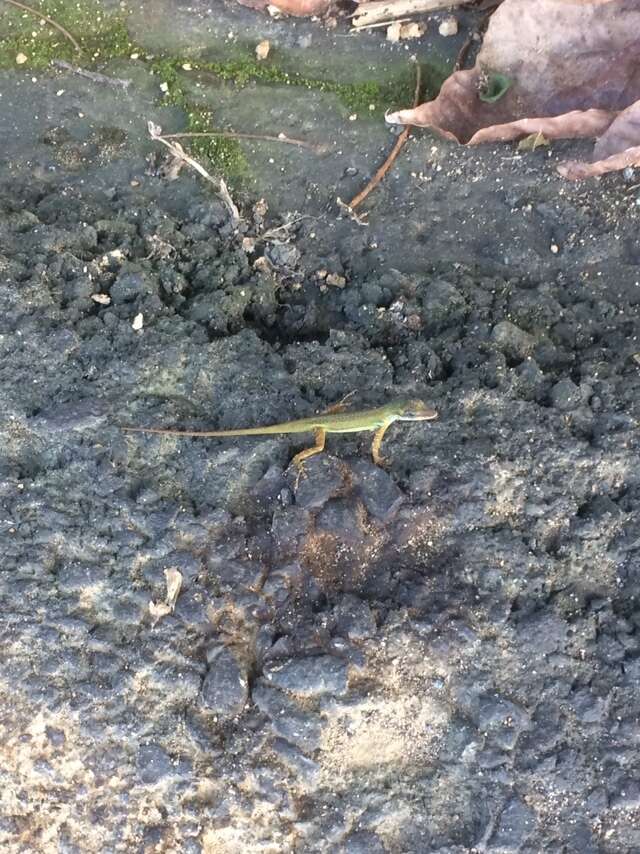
(439, 17, 458, 37)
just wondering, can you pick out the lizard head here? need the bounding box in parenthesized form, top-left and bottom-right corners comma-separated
(396, 399, 438, 421)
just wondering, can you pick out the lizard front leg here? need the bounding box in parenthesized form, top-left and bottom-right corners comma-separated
(292, 428, 326, 487)
(371, 423, 391, 467)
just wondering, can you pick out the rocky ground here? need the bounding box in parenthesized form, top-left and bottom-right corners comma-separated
(1, 2, 640, 853)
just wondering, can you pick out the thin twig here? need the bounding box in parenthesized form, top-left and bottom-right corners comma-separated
(161, 130, 329, 155)
(454, 30, 476, 72)
(3, 0, 81, 52)
(347, 63, 422, 211)
(52, 59, 130, 89)
(351, 17, 414, 30)
(148, 121, 241, 225)
(257, 215, 312, 242)
(336, 197, 369, 226)
(454, 8, 494, 71)
(351, 0, 467, 27)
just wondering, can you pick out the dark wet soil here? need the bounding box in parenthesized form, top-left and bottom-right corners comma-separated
(1, 3, 640, 853)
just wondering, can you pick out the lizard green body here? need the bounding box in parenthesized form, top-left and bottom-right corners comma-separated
(123, 398, 437, 469)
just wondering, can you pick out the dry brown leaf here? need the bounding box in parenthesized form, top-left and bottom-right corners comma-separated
(558, 142, 640, 179)
(385, 0, 640, 179)
(236, 0, 332, 15)
(592, 97, 640, 161)
(558, 99, 640, 178)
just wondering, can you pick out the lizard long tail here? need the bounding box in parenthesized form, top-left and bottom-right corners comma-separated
(121, 420, 316, 437)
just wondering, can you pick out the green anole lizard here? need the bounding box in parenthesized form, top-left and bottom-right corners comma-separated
(123, 398, 437, 472)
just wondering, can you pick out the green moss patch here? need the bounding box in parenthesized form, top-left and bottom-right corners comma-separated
(150, 54, 442, 118)
(0, 0, 132, 68)
(0, 0, 447, 183)
(148, 58, 250, 182)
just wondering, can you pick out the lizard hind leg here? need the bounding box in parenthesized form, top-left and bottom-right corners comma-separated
(292, 427, 326, 489)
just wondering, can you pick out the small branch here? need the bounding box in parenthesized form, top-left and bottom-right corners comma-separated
(3, 0, 81, 52)
(351, 0, 467, 28)
(347, 63, 422, 211)
(52, 59, 130, 89)
(351, 17, 414, 30)
(258, 215, 312, 242)
(336, 197, 369, 226)
(148, 121, 241, 225)
(160, 130, 329, 155)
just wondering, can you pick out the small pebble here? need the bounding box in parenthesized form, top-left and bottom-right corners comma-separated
(491, 320, 536, 361)
(326, 273, 346, 288)
(399, 22, 426, 39)
(201, 647, 248, 717)
(132, 313, 144, 331)
(386, 22, 401, 43)
(264, 655, 348, 698)
(549, 378, 584, 411)
(439, 17, 458, 36)
(255, 40, 270, 61)
(16, 53, 28, 65)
